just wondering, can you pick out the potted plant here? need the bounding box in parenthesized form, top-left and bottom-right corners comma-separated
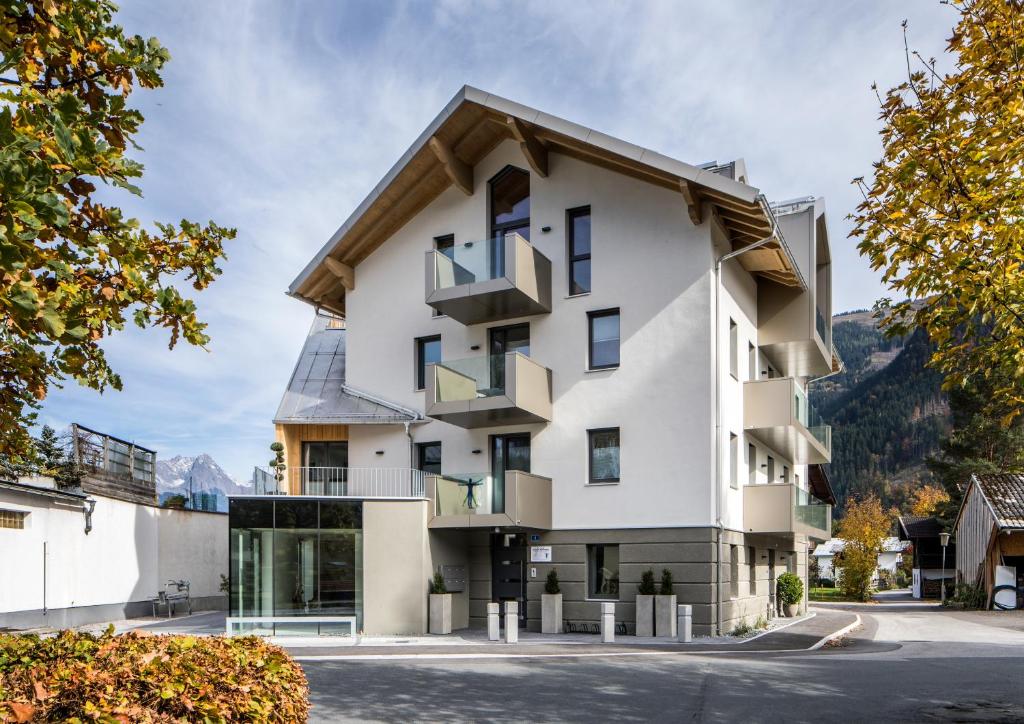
(636, 569, 656, 637)
(655, 569, 677, 638)
(429, 570, 452, 634)
(777, 572, 804, 617)
(542, 569, 563, 634)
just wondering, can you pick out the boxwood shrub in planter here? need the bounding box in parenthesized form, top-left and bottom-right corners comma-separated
(429, 570, 452, 634)
(542, 569, 563, 634)
(0, 627, 308, 722)
(655, 569, 677, 638)
(777, 572, 804, 617)
(635, 569, 656, 637)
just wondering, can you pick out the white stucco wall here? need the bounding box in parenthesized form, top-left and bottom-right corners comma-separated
(345, 140, 719, 530)
(0, 487, 227, 617)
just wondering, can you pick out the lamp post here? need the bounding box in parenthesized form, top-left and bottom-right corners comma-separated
(939, 532, 951, 604)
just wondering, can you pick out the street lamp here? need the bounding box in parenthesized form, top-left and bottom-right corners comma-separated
(939, 532, 951, 604)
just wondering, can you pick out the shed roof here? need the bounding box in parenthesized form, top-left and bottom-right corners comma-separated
(289, 85, 807, 316)
(273, 315, 420, 425)
(968, 473, 1024, 530)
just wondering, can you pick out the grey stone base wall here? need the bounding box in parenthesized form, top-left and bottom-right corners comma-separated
(0, 595, 226, 632)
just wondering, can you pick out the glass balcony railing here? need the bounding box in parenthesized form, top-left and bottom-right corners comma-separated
(433, 473, 503, 516)
(795, 500, 831, 533)
(793, 384, 831, 452)
(433, 236, 510, 291)
(433, 354, 513, 402)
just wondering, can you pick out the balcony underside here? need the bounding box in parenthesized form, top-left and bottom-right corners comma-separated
(759, 338, 832, 379)
(426, 281, 550, 326)
(426, 397, 551, 429)
(746, 424, 830, 466)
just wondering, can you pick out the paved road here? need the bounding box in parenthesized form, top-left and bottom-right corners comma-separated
(302, 595, 1024, 723)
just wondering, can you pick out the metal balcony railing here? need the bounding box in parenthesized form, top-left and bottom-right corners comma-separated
(251, 467, 426, 498)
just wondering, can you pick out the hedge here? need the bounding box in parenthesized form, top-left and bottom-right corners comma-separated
(0, 627, 309, 722)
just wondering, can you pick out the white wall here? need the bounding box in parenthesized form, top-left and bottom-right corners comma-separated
(0, 487, 227, 618)
(345, 140, 717, 530)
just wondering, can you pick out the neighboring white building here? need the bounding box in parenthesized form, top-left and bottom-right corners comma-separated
(0, 429, 229, 630)
(230, 86, 839, 636)
(812, 537, 909, 583)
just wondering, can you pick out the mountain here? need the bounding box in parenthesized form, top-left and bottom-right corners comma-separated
(810, 311, 949, 511)
(155, 454, 249, 512)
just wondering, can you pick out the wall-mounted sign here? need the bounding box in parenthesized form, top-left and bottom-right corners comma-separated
(530, 546, 552, 563)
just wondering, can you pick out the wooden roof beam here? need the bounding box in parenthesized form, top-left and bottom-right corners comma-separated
(506, 116, 548, 177)
(428, 135, 473, 196)
(679, 179, 702, 225)
(324, 257, 355, 290)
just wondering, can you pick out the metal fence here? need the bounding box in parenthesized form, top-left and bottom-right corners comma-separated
(251, 466, 427, 498)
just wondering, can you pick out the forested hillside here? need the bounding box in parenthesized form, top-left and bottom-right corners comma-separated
(809, 311, 949, 511)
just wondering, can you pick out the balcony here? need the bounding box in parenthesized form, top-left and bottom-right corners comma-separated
(744, 377, 831, 464)
(743, 482, 832, 541)
(757, 287, 832, 378)
(427, 471, 552, 529)
(251, 467, 426, 498)
(425, 352, 552, 429)
(425, 233, 552, 325)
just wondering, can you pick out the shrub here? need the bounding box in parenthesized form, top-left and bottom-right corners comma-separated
(731, 619, 753, 636)
(776, 572, 804, 606)
(658, 569, 674, 596)
(948, 582, 986, 609)
(0, 628, 308, 722)
(430, 570, 447, 594)
(638, 569, 656, 595)
(545, 569, 561, 595)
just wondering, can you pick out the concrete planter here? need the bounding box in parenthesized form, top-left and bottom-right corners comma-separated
(635, 594, 654, 637)
(429, 593, 452, 634)
(655, 594, 677, 638)
(783, 602, 800, 618)
(541, 593, 562, 634)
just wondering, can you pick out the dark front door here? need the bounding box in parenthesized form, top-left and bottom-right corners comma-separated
(491, 532, 527, 628)
(490, 433, 530, 515)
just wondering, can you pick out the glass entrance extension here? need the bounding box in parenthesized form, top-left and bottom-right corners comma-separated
(229, 497, 362, 635)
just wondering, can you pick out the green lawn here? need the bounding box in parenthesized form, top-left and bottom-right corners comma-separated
(809, 587, 857, 602)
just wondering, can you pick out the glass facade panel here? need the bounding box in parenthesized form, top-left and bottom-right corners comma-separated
(229, 499, 363, 631)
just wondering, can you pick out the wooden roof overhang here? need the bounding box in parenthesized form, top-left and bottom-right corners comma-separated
(290, 86, 805, 316)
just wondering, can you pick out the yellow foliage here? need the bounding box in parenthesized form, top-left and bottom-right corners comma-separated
(909, 484, 951, 517)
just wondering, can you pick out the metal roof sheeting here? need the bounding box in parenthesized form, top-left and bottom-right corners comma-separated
(273, 315, 419, 425)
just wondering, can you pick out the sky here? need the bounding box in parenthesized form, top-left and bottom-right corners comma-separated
(37, 0, 958, 482)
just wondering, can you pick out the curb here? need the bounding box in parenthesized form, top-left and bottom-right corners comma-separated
(808, 614, 861, 650)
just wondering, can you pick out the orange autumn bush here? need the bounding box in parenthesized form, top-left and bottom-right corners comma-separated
(0, 627, 308, 722)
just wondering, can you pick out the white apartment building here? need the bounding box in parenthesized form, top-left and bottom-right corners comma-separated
(229, 86, 838, 637)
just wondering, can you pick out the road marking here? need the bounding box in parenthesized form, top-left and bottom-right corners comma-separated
(808, 614, 861, 650)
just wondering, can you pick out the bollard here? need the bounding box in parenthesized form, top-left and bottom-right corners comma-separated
(504, 601, 519, 644)
(487, 602, 500, 641)
(677, 604, 692, 643)
(601, 602, 615, 643)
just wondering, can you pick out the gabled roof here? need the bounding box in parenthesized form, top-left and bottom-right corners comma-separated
(965, 473, 1024, 530)
(812, 537, 908, 557)
(274, 315, 420, 425)
(289, 85, 806, 316)
(897, 515, 944, 541)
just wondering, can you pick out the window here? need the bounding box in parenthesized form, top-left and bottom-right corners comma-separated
(766, 455, 775, 483)
(729, 433, 739, 489)
(568, 206, 591, 295)
(415, 335, 441, 390)
(729, 319, 738, 379)
(783, 465, 791, 484)
(748, 546, 757, 596)
(730, 544, 740, 599)
(0, 509, 26, 529)
(588, 428, 620, 484)
(490, 166, 530, 241)
(587, 544, 620, 599)
(434, 234, 455, 259)
(416, 442, 442, 475)
(748, 342, 757, 381)
(588, 309, 620, 369)
(748, 444, 757, 485)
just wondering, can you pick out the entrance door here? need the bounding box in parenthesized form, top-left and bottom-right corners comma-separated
(302, 441, 348, 495)
(490, 433, 530, 515)
(768, 549, 777, 616)
(491, 532, 527, 628)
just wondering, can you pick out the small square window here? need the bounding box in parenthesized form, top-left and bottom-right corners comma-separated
(588, 309, 620, 370)
(587, 544, 620, 600)
(416, 442, 442, 475)
(415, 335, 441, 390)
(588, 428, 620, 483)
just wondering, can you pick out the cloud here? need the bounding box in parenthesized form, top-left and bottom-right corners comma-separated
(40, 0, 956, 479)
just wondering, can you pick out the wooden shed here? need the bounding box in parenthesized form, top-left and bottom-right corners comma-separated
(953, 473, 1024, 606)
